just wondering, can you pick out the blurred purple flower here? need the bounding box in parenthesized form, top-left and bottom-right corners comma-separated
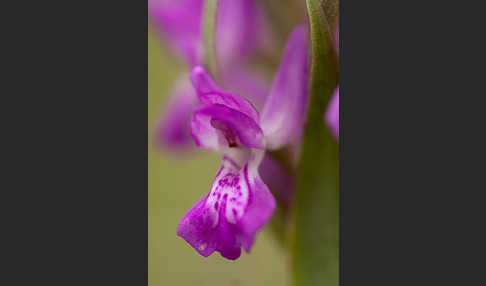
(152, 77, 199, 150)
(325, 88, 339, 139)
(215, 0, 264, 68)
(178, 27, 309, 259)
(149, 0, 271, 151)
(149, 0, 266, 68)
(149, 0, 204, 67)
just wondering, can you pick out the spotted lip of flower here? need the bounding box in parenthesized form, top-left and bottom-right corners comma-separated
(177, 26, 309, 260)
(177, 149, 275, 260)
(177, 66, 273, 260)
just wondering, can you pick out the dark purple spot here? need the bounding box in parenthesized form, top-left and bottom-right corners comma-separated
(232, 208, 238, 217)
(214, 202, 219, 210)
(210, 119, 238, 148)
(223, 194, 228, 200)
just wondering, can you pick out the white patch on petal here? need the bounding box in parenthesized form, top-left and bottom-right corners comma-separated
(225, 167, 250, 224)
(205, 151, 251, 226)
(191, 113, 220, 151)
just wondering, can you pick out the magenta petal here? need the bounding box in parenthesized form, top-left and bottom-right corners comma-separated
(259, 154, 294, 206)
(190, 66, 260, 123)
(153, 78, 199, 150)
(177, 150, 275, 260)
(221, 65, 270, 110)
(149, 0, 204, 66)
(191, 104, 264, 150)
(236, 164, 276, 252)
(325, 87, 339, 139)
(260, 26, 310, 150)
(176, 193, 217, 257)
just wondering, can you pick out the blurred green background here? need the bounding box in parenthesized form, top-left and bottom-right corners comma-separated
(148, 30, 288, 286)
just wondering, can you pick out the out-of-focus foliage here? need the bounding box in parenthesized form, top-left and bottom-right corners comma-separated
(291, 1, 339, 286)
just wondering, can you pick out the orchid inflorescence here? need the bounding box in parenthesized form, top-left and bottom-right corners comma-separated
(149, 0, 339, 261)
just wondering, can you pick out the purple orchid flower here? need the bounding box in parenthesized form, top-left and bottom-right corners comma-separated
(177, 27, 309, 260)
(325, 25, 340, 139)
(149, 0, 271, 151)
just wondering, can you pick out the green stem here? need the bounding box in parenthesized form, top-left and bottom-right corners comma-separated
(291, 0, 339, 285)
(202, 0, 219, 79)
